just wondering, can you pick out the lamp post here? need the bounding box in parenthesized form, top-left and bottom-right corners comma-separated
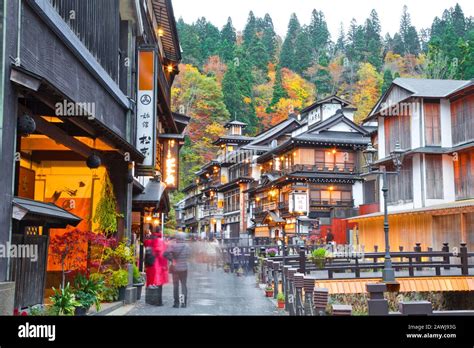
(362, 142, 405, 284)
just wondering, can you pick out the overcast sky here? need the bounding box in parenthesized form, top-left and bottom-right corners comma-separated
(173, 0, 474, 39)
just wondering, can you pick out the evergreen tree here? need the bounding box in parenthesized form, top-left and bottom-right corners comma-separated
(219, 17, 237, 62)
(452, 3, 466, 37)
(308, 9, 330, 60)
(268, 67, 288, 112)
(261, 14, 278, 62)
(176, 18, 201, 66)
(399, 5, 420, 55)
(346, 19, 365, 63)
(294, 26, 313, 75)
(381, 69, 394, 94)
(313, 54, 332, 97)
(280, 13, 301, 71)
(335, 23, 346, 54)
(243, 11, 258, 47)
(364, 9, 383, 69)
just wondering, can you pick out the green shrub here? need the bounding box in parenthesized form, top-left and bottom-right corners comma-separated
(110, 269, 128, 288)
(50, 283, 80, 316)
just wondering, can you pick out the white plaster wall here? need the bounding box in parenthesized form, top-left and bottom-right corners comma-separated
(328, 122, 355, 132)
(322, 104, 340, 120)
(412, 153, 423, 208)
(442, 154, 455, 202)
(378, 117, 385, 158)
(440, 99, 453, 148)
(352, 181, 364, 207)
(411, 98, 421, 149)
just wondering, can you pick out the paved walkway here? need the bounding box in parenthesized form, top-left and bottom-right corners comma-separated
(125, 263, 283, 316)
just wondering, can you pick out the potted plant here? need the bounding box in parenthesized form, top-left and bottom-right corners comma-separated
(50, 283, 80, 316)
(73, 273, 103, 315)
(265, 285, 274, 297)
(236, 266, 244, 277)
(266, 247, 278, 257)
(309, 247, 330, 269)
(277, 292, 285, 309)
(223, 263, 230, 273)
(133, 264, 145, 300)
(110, 269, 129, 301)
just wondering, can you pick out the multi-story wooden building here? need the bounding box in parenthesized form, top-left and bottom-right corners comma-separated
(250, 96, 371, 244)
(185, 96, 373, 244)
(351, 78, 474, 252)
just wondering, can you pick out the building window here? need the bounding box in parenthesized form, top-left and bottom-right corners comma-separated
(451, 95, 474, 145)
(384, 114, 411, 157)
(363, 180, 377, 204)
(454, 150, 474, 200)
(424, 101, 441, 146)
(309, 184, 352, 206)
(224, 188, 240, 213)
(425, 155, 443, 199)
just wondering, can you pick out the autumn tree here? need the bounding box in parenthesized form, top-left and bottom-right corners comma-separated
(353, 63, 382, 124)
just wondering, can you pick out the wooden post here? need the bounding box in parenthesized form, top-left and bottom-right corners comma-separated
(442, 242, 450, 270)
(414, 243, 422, 271)
(460, 243, 468, 276)
(299, 246, 306, 274)
(374, 245, 378, 264)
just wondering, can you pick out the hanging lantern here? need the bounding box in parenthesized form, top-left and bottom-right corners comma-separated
(86, 154, 101, 169)
(17, 114, 36, 136)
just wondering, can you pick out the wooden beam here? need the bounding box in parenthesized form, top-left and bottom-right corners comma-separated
(31, 114, 94, 158)
(22, 136, 115, 151)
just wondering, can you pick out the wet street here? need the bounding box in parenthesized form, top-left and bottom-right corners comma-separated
(125, 262, 282, 316)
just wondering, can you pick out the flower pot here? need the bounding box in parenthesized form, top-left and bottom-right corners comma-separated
(117, 286, 126, 301)
(74, 306, 88, 316)
(313, 258, 325, 269)
(277, 300, 285, 309)
(265, 290, 273, 297)
(134, 283, 144, 300)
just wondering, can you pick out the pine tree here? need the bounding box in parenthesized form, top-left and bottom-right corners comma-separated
(335, 23, 346, 54)
(381, 69, 394, 94)
(219, 17, 237, 62)
(308, 9, 330, 60)
(280, 13, 301, 71)
(294, 26, 313, 74)
(452, 3, 466, 37)
(346, 19, 365, 63)
(176, 18, 201, 66)
(243, 11, 258, 47)
(261, 14, 278, 63)
(268, 67, 288, 112)
(399, 5, 420, 55)
(364, 9, 383, 69)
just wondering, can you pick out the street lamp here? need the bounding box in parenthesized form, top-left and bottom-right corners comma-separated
(362, 142, 405, 284)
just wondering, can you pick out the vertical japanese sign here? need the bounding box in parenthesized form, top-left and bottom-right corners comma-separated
(136, 49, 156, 167)
(162, 138, 178, 190)
(290, 193, 307, 213)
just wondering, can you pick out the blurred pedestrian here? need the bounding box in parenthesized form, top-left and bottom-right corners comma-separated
(164, 232, 191, 308)
(144, 229, 168, 306)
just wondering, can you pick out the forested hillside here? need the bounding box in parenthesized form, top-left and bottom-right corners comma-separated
(171, 4, 474, 191)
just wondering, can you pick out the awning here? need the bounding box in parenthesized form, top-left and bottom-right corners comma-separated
(12, 197, 82, 228)
(348, 199, 474, 222)
(132, 178, 166, 208)
(314, 277, 474, 294)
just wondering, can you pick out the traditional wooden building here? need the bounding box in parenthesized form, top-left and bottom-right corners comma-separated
(0, 0, 186, 312)
(250, 97, 370, 244)
(351, 78, 474, 252)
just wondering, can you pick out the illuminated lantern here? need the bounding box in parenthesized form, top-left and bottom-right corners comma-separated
(17, 114, 36, 136)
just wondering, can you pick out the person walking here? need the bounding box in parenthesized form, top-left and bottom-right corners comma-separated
(144, 230, 169, 306)
(165, 232, 191, 308)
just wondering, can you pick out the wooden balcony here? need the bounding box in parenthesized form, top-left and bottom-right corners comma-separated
(310, 199, 354, 208)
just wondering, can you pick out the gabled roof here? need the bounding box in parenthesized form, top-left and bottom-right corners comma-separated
(300, 95, 354, 115)
(212, 135, 254, 146)
(366, 78, 470, 121)
(224, 120, 247, 128)
(306, 110, 369, 135)
(393, 78, 469, 98)
(248, 118, 300, 146)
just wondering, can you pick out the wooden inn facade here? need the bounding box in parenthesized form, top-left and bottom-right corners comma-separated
(0, 0, 188, 312)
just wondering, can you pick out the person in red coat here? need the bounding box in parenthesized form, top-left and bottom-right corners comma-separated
(144, 230, 169, 306)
